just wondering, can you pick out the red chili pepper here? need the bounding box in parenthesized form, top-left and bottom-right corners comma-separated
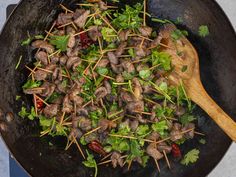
(171, 144, 182, 158)
(88, 140, 107, 156)
(35, 97, 44, 110)
(79, 29, 94, 49)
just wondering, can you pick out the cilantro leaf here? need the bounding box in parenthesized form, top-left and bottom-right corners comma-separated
(198, 25, 209, 37)
(21, 38, 32, 46)
(179, 114, 196, 125)
(22, 80, 41, 89)
(130, 139, 143, 157)
(28, 107, 37, 120)
(18, 107, 29, 118)
(199, 138, 206, 144)
(101, 27, 116, 42)
(136, 125, 150, 136)
(181, 149, 200, 165)
(83, 150, 98, 177)
(171, 29, 188, 40)
(151, 50, 171, 71)
(112, 3, 143, 30)
(152, 120, 169, 136)
(96, 67, 109, 75)
(139, 70, 151, 79)
(49, 35, 69, 51)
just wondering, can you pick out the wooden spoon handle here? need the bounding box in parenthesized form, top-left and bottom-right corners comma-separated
(190, 84, 236, 141)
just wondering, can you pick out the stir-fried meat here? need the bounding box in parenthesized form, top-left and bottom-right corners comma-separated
(116, 74, 124, 83)
(170, 123, 183, 141)
(74, 9, 90, 28)
(78, 116, 92, 131)
(104, 80, 112, 94)
(126, 101, 144, 114)
(23, 88, 43, 95)
(97, 59, 109, 67)
(175, 106, 186, 116)
(56, 13, 73, 26)
(32, 40, 54, 54)
(66, 57, 81, 69)
(115, 42, 127, 57)
(120, 91, 134, 103)
(76, 108, 89, 117)
(51, 95, 63, 105)
(157, 142, 172, 153)
(129, 120, 139, 131)
(51, 56, 60, 64)
(43, 104, 58, 118)
(88, 26, 101, 42)
(67, 46, 81, 57)
(35, 51, 48, 66)
(182, 123, 195, 139)
(69, 85, 83, 106)
(121, 60, 135, 73)
(136, 114, 148, 123)
(95, 87, 108, 101)
(107, 52, 118, 64)
(68, 34, 76, 48)
(55, 80, 68, 93)
(147, 132, 160, 141)
(62, 95, 73, 113)
(136, 64, 149, 72)
(118, 29, 130, 41)
(52, 67, 63, 81)
(111, 63, 123, 74)
(146, 143, 164, 160)
(150, 35, 162, 48)
(139, 26, 153, 37)
(132, 77, 143, 100)
(40, 82, 56, 97)
(45, 64, 57, 71)
(98, 119, 117, 133)
(135, 47, 148, 58)
(66, 26, 76, 35)
(98, 1, 108, 11)
(111, 152, 124, 168)
(34, 70, 47, 81)
(69, 128, 83, 140)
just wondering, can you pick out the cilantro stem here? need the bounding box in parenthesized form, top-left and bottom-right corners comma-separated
(15, 55, 22, 70)
(180, 80, 192, 110)
(108, 110, 124, 119)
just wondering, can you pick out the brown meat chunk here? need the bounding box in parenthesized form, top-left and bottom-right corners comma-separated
(74, 10, 90, 28)
(35, 51, 48, 66)
(98, 119, 117, 133)
(23, 88, 43, 95)
(57, 13, 73, 26)
(115, 42, 127, 57)
(111, 152, 124, 168)
(170, 123, 183, 141)
(68, 34, 76, 48)
(95, 87, 108, 100)
(40, 82, 56, 97)
(88, 26, 101, 41)
(34, 70, 47, 81)
(97, 59, 109, 67)
(182, 123, 195, 139)
(107, 52, 119, 64)
(62, 95, 73, 113)
(126, 101, 144, 114)
(78, 116, 92, 131)
(121, 60, 135, 73)
(139, 26, 153, 37)
(32, 40, 54, 54)
(146, 143, 163, 160)
(157, 142, 172, 153)
(118, 29, 130, 41)
(43, 104, 58, 118)
(66, 57, 81, 69)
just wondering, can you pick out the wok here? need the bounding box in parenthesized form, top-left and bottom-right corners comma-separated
(0, 0, 236, 177)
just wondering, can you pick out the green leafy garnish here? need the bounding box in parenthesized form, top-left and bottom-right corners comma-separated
(101, 27, 116, 42)
(181, 149, 200, 165)
(139, 70, 151, 79)
(21, 38, 32, 46)
(151, 50, 172, 71)
(22, 80, 41, 89)
(96, 67, 109, 75)
(171, 29, 188, 40)
(112, 3, 143, 30)
(199, 138, 206, 144)
(18, 106, 37, 120)
(28, 107, 37, 120)
(198, 25, 209, 37)
(151, 18, 172, 24)
(83, 150, 98, 177)
(18, 107, 29, 118)
(179, 114, 196, 125)
(49, 35, 69, 51)
(152, 120, 169, 136)
(136, 125, 150, 136)
(15, 95, 21, 101)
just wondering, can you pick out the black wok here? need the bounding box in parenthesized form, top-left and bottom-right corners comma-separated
(0, 0, 236, 177)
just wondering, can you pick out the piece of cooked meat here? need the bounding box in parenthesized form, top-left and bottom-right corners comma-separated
(146, 143, 164, 160)
(111, 152, 124, 168)
(74, 9, 90, 28)
(35, 51, 48, 66)
(43, 104, 58, 118)
(32, 40, 54, 54)
(139, 26, 153, 37)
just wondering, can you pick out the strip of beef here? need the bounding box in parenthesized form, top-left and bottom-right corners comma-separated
(51, 56, 60, 64)
(34, 70, 47, 81)
(121, 60, 135, 73)
(104, 80, 112, 94)
(120, 91, 134, 103)
(115, 42, 127, 57)
(88, 26, 101, 42)
(68, 34, 76, 48)
(32, 40, 54, 54)
(95, 87, 108, 101)
(111, 152, 124, 168)
(146, 143, 163, 160)
(77, 108, 89, 117)
(132, 77, 143, 100)
(66, 57, 81, 69)
(74, 9, 90, 28)
(129, 119, 139, 131)
(69, 128, 83, 140)
(23, 88, 43, 95)
(157, 142, 172, 154)
(118, 29, 130, 41)
(147, 132, 160, 141)
(56, 13, 73, 26)
(107, 52, 119, 64)
(170, 123, 183, 141)
(78, 116, 92, 131)
(110, 63, 123, 74)
(40, 82, 56, 97)
(69, 85, 83, 106)
(35, 51, 48, 66)
(126, 101, 144, 114)
(139, 26, 153, 37)
(43, 104, 58, 118)
(98, 1, 108, 11)
(182, 123, 195, 139)
(97, 59, 109, 67)
(98, 119, 117, 133)
(52, 67, 63, 81)
(62, 95, 73, 113)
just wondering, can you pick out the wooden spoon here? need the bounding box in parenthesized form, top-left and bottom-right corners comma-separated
(159, 24, 236, 141)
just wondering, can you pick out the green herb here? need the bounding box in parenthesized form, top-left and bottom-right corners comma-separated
(152, 120, 169, 136)
(18, 106, 37, 120)
(175, 17, 183, 24)
(96, 67, 109, 75)
(141, 155, 149, 167)
(199, 138, 206, 144)
(94, 19, 103, 26)
(22, 79, 41, 89)
(155, 105, 173, 118)
(181, 65, 188, 72)
(80, 136, 87, 145)
(181, 149, 200, 165)
(34, 35, 44, 39)
(21, 38, 32, 46)
(130, 139, 143, 157)
(47, 92, 61, 103)
(83, 150, 98, 177)
(18, 107, 29, 118)
(171, 29, 188, 40)
(112, 3, 143, 30)
(151, 50, 171, 71)
(179, 114, 196, 125)
(15, 55, 22, 70)
(198, 25, 209, 37)
(122, 71, 135, 80)
(128, 48, 136, 58)
(15, 95, 21, 101)
(151, 18, 172, 24)
(101, 27, 116, 42)
(136, 125, 150, 136)
(49, 35, 69, 52)
(139, 70, 151, 79)
(28, 107, 37, 120)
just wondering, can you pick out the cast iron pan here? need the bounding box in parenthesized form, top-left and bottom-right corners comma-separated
(0, 0, 236, 177)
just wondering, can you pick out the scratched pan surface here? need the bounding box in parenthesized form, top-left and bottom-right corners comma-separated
(0, 0, 236, 177)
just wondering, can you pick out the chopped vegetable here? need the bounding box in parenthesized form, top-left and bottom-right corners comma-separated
(49, 35, 69, 51)
(198, 25, 209, 37)
(83, 150, 98, 177)
(181, 149, 200, 165)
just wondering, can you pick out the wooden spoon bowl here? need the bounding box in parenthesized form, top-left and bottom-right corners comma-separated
(160, 24, 236, 141)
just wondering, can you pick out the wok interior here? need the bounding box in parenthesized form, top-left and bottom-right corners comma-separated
(0, 0, 236, 177)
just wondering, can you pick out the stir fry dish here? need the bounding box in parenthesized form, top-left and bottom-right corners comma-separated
(18, 0, 209, 176)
